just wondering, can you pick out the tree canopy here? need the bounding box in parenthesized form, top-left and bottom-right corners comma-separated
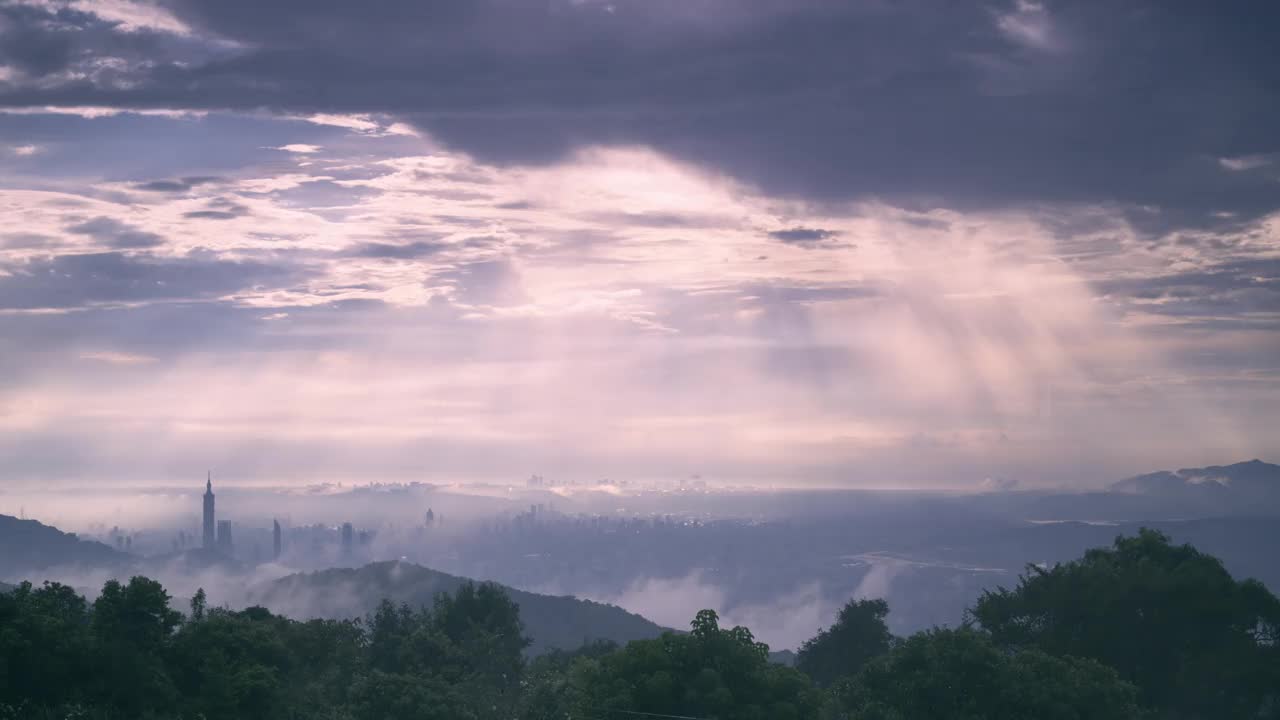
(831, 627, 1143, 720)
(572, 609, 821, 720)
(1, 530, 1276, 720)
(971, 528, 1280, 718)
(795, 597, 892, 686)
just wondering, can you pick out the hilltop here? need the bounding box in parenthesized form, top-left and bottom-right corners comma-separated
(0, 514, 128, 580)
(1109, 459, 1280, 513)
(245, 560, 669, 655)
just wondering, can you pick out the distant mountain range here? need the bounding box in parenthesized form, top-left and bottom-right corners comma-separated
(244, 561, 668, 655)
(1113, 458, 1278, 494)
(1109, 459, 1280, 513)
(0, 515, 127, 580)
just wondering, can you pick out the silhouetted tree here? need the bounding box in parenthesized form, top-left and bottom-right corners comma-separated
(91, 576, 183, 714)
(796, 597, 892, 686)
(190, 586, 207, 621)
(972, 529, 1280, 718)
(519, 640, 618, 720)
(574, 609, 820, 720)
(831, 627, 1143, 720)
(0, 581, 94, 710)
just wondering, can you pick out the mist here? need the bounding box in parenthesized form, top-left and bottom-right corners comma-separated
(9, 464, 1279, 652)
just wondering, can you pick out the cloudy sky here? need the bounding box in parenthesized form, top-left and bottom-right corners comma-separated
(0, 0, 1277, 489)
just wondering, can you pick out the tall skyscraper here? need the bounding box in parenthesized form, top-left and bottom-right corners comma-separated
(202, 471, 215, 549)
(341, 522, 353, 556)
(272, 519, 282, 560)
(217, 520, 233, 552)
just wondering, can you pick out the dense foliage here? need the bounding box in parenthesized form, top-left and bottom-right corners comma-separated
(1, 529, 1277, 719)
(0, 577, 526, 720)
(571, 609, 821, 720)
(972, 528, 1280, 719)
(796, 598, 893, 686)
(829, 628, 1143, 720)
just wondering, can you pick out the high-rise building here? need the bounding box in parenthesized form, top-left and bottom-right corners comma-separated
(217, 520, 233, 552)
(341, 522, 353, 556)
(202, 471, 216, 549)
(272, 519, 282, 560)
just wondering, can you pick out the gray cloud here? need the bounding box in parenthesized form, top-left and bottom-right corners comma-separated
(134, 176, 224, 193)
(768, 227, 840, 245)
(182, 210, 239, 220)
(0, 251, 299, 310)
(0, 1, 1276, 231)
(181, 196, 250, 220)
(1101, 258, 1280, 321)
(343, 240, 448, 260)
(66, 216, 165, 249)
(1, 232, 61, 249)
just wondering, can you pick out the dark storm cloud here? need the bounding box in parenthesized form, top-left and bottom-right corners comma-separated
(0, 2, 185, 78)
(0, 251, 299, 310)
(66, 216, 165, 249)
(0, 4, 82, 76)
(1, 1, 1278, 230)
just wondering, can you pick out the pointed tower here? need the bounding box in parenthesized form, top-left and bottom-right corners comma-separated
(272, 518, 282, 560)
(202, 471, 216, 549)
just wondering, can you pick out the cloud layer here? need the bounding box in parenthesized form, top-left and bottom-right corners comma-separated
(3, 1, 1279, 228)
(0, 1, 1277, 488)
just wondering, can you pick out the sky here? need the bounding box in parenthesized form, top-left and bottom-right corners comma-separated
(0, 0, 1277, 489)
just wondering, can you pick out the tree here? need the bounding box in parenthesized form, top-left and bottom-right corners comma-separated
(167, 606, 293, 720)
(518, 640, 617, 720)
(971, 529, 1280, 718)
(358, 582, 530, 719)
(832, 627, 1143, 720)
(190, 587, 207, 622)
(91, 576, 183, 715)
(0, 581, 94, 710)
(366, 599, 422, 674)
(575, 609, 820, 720)
(430, 582, 529, 698)
(795, 597, 892, 686)
(348, 670, 475, 720)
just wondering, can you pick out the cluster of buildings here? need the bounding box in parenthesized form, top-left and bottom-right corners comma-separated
(201, 473, 364, 562)
(202, 472, 240, 553)
(203, 472, 283, 560)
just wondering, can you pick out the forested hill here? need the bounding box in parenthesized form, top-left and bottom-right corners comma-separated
(245, 560, 667, 655)
(0, 514, 127, 580)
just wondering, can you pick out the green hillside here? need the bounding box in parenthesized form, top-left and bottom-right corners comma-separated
(245, 560, 667, 655)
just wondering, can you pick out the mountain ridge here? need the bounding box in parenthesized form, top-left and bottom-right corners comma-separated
(0, 514, 128, 581)
(245, 560, 670, 655)
(1110, 459, 1279, 512)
